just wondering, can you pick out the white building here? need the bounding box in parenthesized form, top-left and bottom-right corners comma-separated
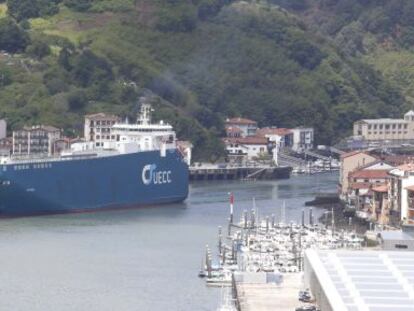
(84, 113, 121, 148)
(389, 163, 414, 225)
(223, 136, 269, 162)
(225, 117, 257, 137)
(353, 110, 414, 141)
(256, 127, 294, 149)
(12, 125, 61, 155)
(0, 119, 6, 140)
(291, 127, 314, 151)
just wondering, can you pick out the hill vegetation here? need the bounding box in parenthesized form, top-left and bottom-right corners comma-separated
(0, 0, 409, 160)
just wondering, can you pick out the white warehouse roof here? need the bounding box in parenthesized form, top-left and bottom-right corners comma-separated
(305, 250, 414, 311)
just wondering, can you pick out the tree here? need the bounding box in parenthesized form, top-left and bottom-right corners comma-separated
(26, 38, 51, 59)
(71, 50, 113, 87)
(7, 0, 39, 21)
(67, 89, 87, 111)
(0, 17, 29, 53)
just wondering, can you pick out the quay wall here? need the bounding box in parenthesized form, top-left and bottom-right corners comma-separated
(189, 166, 291, 182)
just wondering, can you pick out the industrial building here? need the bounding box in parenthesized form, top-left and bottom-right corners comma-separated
(353, 110, 414, 141)
(304, 249, 414, 311)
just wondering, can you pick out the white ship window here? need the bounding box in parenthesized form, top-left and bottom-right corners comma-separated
(1, 180, 10, 185)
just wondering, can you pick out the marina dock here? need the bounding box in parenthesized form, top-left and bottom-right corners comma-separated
(202, 199, 363, 311)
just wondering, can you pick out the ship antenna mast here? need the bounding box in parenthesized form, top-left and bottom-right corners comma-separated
(137, 97, 153, 125)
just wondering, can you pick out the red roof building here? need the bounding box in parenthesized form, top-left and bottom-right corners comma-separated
(256, 127, 292, 137)
(225, 126, 243, 138)
(348, 169, 390, 180)
(225, 117, 258, 137)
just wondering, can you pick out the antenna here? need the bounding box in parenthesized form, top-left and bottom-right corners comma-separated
(137, 97, 153, 125)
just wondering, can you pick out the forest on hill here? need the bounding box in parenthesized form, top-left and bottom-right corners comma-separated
(0, 0, 409, 160)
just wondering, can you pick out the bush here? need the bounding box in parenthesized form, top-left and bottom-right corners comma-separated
(26, 38, 51, 59)
(156, 5, 198, 32)
(71, 50, 114, 87)
(67, 89, 87, 110)
(0, 17, 29, 53)
(7, 0, 60, 21)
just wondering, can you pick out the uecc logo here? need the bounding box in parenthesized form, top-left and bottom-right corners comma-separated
(142, 164, 172, 185)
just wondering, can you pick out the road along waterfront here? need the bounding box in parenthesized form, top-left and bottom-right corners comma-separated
(0, 172, 338, 311)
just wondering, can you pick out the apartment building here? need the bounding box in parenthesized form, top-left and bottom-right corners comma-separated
(12, 125, 61, 155)
(84, 113, 121, 147)
(339, 151, 378, 196)
(225, 117, 258, 137)
(388, 164, 414, 225)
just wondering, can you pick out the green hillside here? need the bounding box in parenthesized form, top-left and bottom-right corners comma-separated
(271, 0, 414, 104)
(0, 0, 407, 160)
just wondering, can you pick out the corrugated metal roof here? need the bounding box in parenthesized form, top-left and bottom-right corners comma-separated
(306, 250, 414, 311)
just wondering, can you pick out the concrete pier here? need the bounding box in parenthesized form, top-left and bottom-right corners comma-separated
(189, 165, 291, 181)
(234, 273, 303, 311)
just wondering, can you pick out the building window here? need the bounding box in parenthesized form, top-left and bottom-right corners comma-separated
(398, 124, 402, 129)
(404, 124, 408, 129)
(373, 124, 377, 129)
(368, 125, 372, 130)
(385, 124, 390, 129)
(379, 124, 383, 129)
(392, 124, 396, 129)
(395, 244, 408, 249)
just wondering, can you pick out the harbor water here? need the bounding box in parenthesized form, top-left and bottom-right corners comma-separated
(0, 173, 338, 311)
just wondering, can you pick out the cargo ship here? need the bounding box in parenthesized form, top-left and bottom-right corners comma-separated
(0, 104, 189, 216)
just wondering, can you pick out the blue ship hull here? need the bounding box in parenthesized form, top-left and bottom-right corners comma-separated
(0, 149, 189, 216)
